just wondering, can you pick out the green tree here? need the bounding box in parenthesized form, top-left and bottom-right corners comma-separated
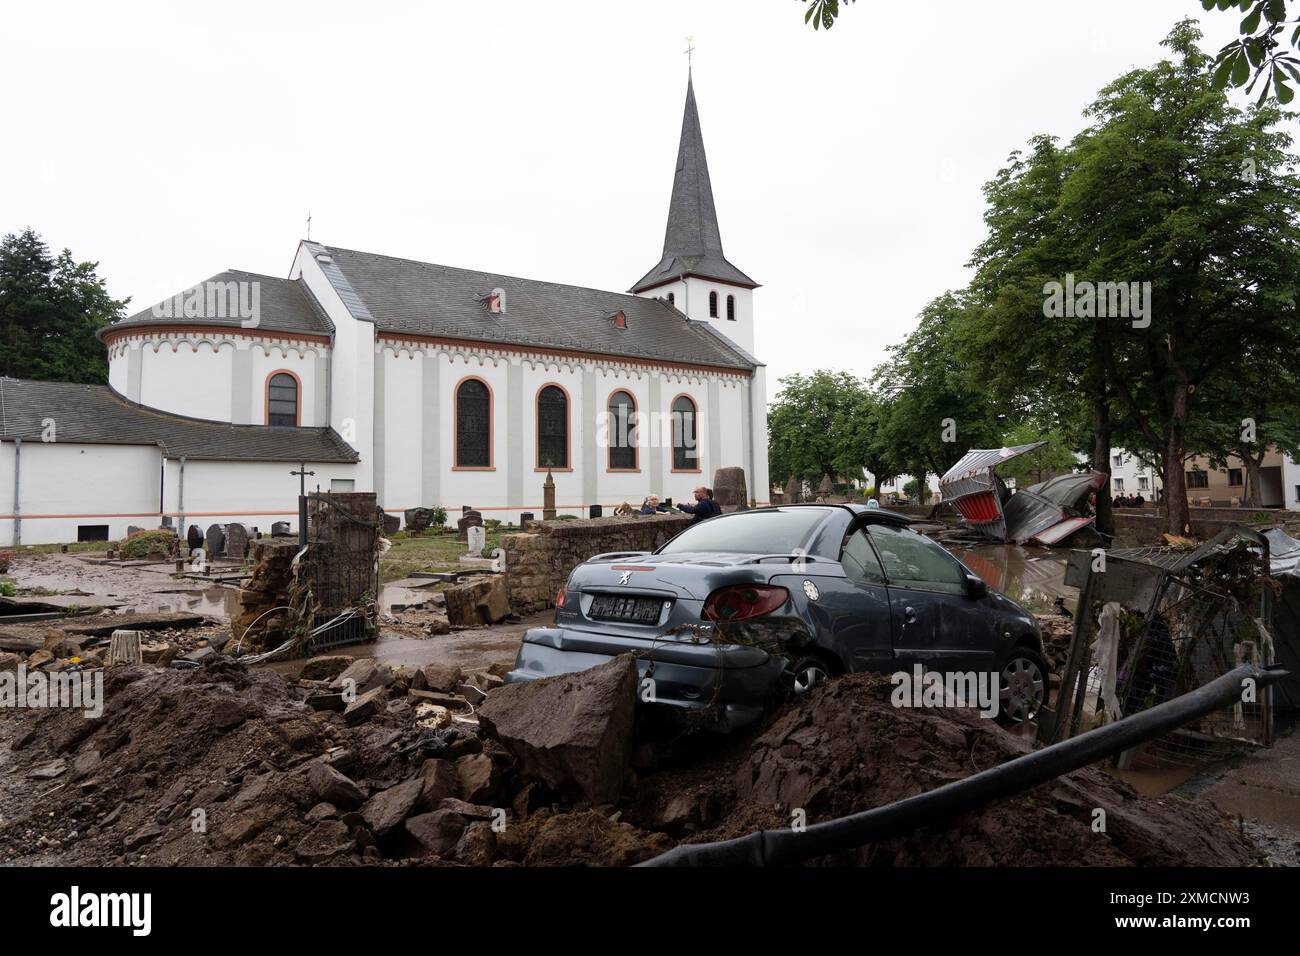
(767, 370, 880, 487)
(0, 229, 126, 384)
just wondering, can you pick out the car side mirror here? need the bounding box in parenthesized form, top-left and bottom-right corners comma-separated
(965, 573, 988, 599)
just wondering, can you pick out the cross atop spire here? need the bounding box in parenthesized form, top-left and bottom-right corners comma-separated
(629, 71, 758, 294)
(684, 35, 695, 75)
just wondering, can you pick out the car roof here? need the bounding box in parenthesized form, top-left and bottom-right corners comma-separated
(734, 503, 914, 525)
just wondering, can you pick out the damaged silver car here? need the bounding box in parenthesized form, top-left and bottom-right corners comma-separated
(506, 504, 1048, 730)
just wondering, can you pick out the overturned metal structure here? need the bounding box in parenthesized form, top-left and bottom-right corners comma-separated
(939, 442, 1105, 545)
(1044, 525, 1292, 767)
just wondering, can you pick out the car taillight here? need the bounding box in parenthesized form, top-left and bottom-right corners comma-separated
(702, 585, 789, 622)
(555, 586, 567, 609)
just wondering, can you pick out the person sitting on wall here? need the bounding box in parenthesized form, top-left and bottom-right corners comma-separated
(678, 486, 721, 524)
(640, 495, 669, 515)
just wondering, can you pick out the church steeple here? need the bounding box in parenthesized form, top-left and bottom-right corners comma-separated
(630, 74, 758, 294)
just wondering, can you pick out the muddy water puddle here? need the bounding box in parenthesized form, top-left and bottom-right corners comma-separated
(941, 543, 1077, 613)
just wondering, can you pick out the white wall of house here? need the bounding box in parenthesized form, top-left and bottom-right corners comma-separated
(1107, 449, 1161, 498)
(0, 441, 362, 546)
(1, 442, 162, 546)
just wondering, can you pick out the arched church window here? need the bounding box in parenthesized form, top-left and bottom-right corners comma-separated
(726, 295, 736, 321)
(266, 372, 299, 426)
(672, 394, 699, 471)
(607, 390, 637, 471)
(455, 378, 492, 468)
(708, 291, 718, 318)
(536, 385, 569, 469)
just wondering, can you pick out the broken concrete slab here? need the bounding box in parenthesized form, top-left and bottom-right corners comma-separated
(412, 663, 462, 694)
(307, 761, 365, 809)
(330, 659, 394, 695)
(342, 686, 387, 725)
(360, 777, 423, 836)
(477, 653, 638, 805)
(444, 575, 510, 627)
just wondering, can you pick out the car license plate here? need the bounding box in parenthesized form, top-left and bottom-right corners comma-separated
(589, 594, 663, 624)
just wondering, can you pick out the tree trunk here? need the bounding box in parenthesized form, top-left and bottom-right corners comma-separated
(1242, 451, 1263, 508)
(1162, 385, 1191, 536)
(1092, 396, 1114, 537)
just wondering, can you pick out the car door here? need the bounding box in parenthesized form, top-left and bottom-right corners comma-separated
(866, 524, 997, 671)
(809, 526, 894, 671)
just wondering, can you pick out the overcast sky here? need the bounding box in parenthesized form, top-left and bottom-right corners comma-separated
(2, 0, 1243, 389)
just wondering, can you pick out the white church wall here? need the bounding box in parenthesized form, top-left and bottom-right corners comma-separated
(161, 459, 361, 538)
(108, 347, 129, 395)
(376, 346, 424, 512)
(439, 352, 509, 516)
(250, 344, 322, 427)
(2, 442, 162, 546)
(139, 340, 236, 421)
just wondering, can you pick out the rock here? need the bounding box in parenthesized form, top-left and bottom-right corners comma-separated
(342, 686, 387, 725)
(305, 802, 339, 823)
(417, 759, 460, 810)
(712, 466, 750, 511)
(457, 682, 487, 705)
(456, 753, 500, 804)
(360, 777, 423, 836)
(477, 654, 638, 805)
(405, 809, 470, 855)
(427, 617, 451, 636)
(307, 761, 365, 809)
(27, 759, 67, 780)
(213, 804, 277, 849)
(299, 655, 354, 682)
(123, 821, 167, 851)
(454, 821, 498, 866)
(444, 575, 510, 627)
(43, 629, 68, 655)
(437, 797, 496, 819)
(413, 663, 462, 694)
(295, 819, 355, 863)
(307, 692, 347, 712)
(0, 652, 20, 673)
(413, 703, 451, 729)
(27, 649, 54, 669)
(330, 659, 393, 695)
(139, 640, 176, 664)
(209, 699, 248, 731)
(470, 671, 505, 691)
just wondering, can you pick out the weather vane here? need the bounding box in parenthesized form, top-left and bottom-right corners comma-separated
(306, 211, 312, 241)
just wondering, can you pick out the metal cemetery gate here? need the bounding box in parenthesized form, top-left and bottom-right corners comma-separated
(300, 491, 380, 652)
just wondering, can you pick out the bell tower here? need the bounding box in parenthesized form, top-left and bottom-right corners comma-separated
(630, 72, 759, 355)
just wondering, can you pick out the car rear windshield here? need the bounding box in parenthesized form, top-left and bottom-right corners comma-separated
(657, 507, 838, 556)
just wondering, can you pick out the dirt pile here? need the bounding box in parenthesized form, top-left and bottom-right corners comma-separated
(700, 674, 1261, 866)
(1035, 612, 1075, 673)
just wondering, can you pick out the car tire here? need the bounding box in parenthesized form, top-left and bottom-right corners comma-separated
(786, 652, 836, 697)
(997, 646, 1049, 725)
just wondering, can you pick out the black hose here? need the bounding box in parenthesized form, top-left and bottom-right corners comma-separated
(638, 663, 1288, 867)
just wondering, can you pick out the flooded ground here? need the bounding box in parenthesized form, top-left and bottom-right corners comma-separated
(941, 542, 1076, 614)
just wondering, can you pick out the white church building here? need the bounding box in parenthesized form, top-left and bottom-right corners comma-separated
(1, 75, 770, 546)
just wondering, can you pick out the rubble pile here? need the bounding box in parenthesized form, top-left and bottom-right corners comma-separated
(1034, 613, 1074, 673)
(708, 674, 1261, 866)
(0, 653, 1264, 868)
(231, 539, 299, 651)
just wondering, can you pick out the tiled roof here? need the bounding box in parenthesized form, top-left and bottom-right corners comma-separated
(307, 243, 755, 371)
(98, 272, 334, 340)
(0, 378, 358, 463)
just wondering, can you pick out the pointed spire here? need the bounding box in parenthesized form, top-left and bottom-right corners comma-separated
(630, 74, 758, 294)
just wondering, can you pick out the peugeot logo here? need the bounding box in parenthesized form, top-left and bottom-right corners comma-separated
(619, 570, 632, 585)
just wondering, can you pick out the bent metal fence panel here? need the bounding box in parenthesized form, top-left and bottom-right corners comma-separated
(300, 491, 379, 653)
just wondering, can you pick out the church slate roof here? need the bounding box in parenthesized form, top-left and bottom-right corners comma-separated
(0, 378, 359, 463)
(306, 242, 756, 372)
(98, 272, 334, 340)
(629, 75, 758, 294)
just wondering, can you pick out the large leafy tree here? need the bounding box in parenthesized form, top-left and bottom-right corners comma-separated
(0, 229, 126, 384)
(1064, 20, 1300, 533)
(871, 293, 1006, 494)
(767, 370, 881, 487)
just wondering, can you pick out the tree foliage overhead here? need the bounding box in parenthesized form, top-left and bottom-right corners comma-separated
(0, 229, 126, 384)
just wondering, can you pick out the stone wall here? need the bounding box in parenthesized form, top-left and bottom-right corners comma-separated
(503, 513, 692, 614)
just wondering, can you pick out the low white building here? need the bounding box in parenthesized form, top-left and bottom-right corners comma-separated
(1, 74, 771, 546)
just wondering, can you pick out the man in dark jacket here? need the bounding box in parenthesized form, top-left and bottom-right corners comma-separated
(678, 486, 721, 524)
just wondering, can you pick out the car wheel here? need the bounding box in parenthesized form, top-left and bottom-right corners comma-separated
(998, 647, 1049, 725)
(787, 653, 835, 696)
